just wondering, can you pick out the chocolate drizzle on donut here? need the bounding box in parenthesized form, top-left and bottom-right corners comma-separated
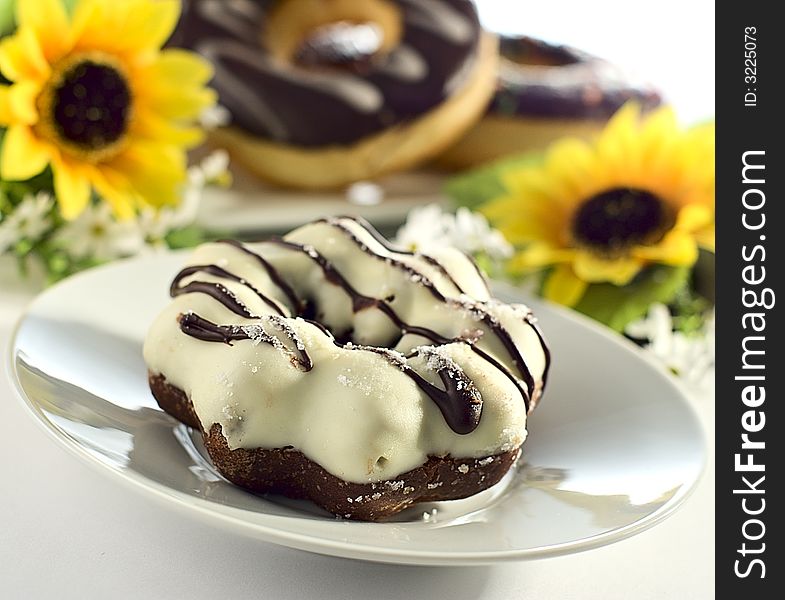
(343, 214, 491, 295)
(267, 235, 539, 405)
(179, 312, 251, 344)
(170, 217, 551, 433)
(363, 345, 482, 435)
(179, 312, 313, 371)
(309, 217, 539, 397)
(319, 215, 475, 296)
(172, 264, 286, 317)
(217, 239, 302, 311)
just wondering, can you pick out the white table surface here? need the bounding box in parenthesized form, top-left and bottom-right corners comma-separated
(0, 264, 714, 599)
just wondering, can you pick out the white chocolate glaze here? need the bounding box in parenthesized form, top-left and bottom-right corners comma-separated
(144, 217, 549, 483)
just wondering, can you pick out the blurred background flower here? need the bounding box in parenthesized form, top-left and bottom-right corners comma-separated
(394, 204, 512, 280)
(481, 104, 714, 306)
(0, 0, 215, 218)
(448, 102, 715, 334)
(0, 0, 224, 282)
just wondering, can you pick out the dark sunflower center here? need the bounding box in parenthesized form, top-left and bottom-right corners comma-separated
(571, 188, 672, 252)
(52, 60, 131, 150)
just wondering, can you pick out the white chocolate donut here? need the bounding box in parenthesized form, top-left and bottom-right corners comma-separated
(144, 217, 549, 483)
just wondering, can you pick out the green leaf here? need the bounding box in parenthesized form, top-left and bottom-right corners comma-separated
(0, 0, 14, 37)
(444, 152, 544, 210)
(572, 266, 691, 332)
(165, 226, 209, 250)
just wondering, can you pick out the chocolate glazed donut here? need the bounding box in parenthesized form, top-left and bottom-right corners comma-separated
(170, 0, 498, 187)
(438, 35, 662, 169)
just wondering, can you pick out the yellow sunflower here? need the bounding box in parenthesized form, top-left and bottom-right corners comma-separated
(482, 103, 714, 307)
(0, 0, 216, 219)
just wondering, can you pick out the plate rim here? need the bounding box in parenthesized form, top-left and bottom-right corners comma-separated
(6, 254, 707, 566)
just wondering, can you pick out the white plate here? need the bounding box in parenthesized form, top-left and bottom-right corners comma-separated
(8, 253, 705, 565)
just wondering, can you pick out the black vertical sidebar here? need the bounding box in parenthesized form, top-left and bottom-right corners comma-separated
(716, 2, 783, 596)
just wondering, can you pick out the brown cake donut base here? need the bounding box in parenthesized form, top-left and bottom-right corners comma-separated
(149, 372, 521, 521)
(436, 115, 606, 170)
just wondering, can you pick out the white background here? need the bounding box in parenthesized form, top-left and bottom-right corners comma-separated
(478, 0, 715, 124)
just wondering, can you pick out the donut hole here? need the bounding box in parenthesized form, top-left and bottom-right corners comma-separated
(500, 36, 582, 68)
(294, 21, 384, 69)
(264, 0, 402, 67)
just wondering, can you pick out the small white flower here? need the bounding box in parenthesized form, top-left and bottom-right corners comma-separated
(136, 207, 179, 250)
(0, 192, 54, 252)
(0, 224, 15, 254)
(626, 303, 715, 388)
(0, 217, 17, 254)
(199, 104, 231, 130)
(195, 149, 231, 184)
(394, 203, 513, 259)
(56, 203, 144, 261)
(138, 187, 199, 248)
(450, 207, 513, 259)
(394, 204, 453, 252)
(185, 149, 231, 193)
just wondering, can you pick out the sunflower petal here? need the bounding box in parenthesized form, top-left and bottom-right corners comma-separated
(544, 137, 600, 202)
(543, 265, 588, 307)
(15, 0, 71, 61)
(572, 251, 642, 285)
(72, 0, 180, 56)
(482, 193, 569, 246)
(675, 203, 713, 232)
(68, 0, 100, 46)
(90, 167, 137, 220)
(52, 158, 92, 220)
(141, 85, 217, 121)
(0, 125, 51, 180)
(0, 81, 41, 125)
(147, 49, 214, 86)
(0, 87, 10, 123)
(131, 111, 205, 147)
(119, 0, 181, 53)
(631, 231, 699, 266)
(0, 27, 51, 82)
(133, 48, 217, 120)
(599, 102, 640, 145)
(641, 106, 678, 142)
(108, 141, 187, 209)
(515, 243, 575, 268)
